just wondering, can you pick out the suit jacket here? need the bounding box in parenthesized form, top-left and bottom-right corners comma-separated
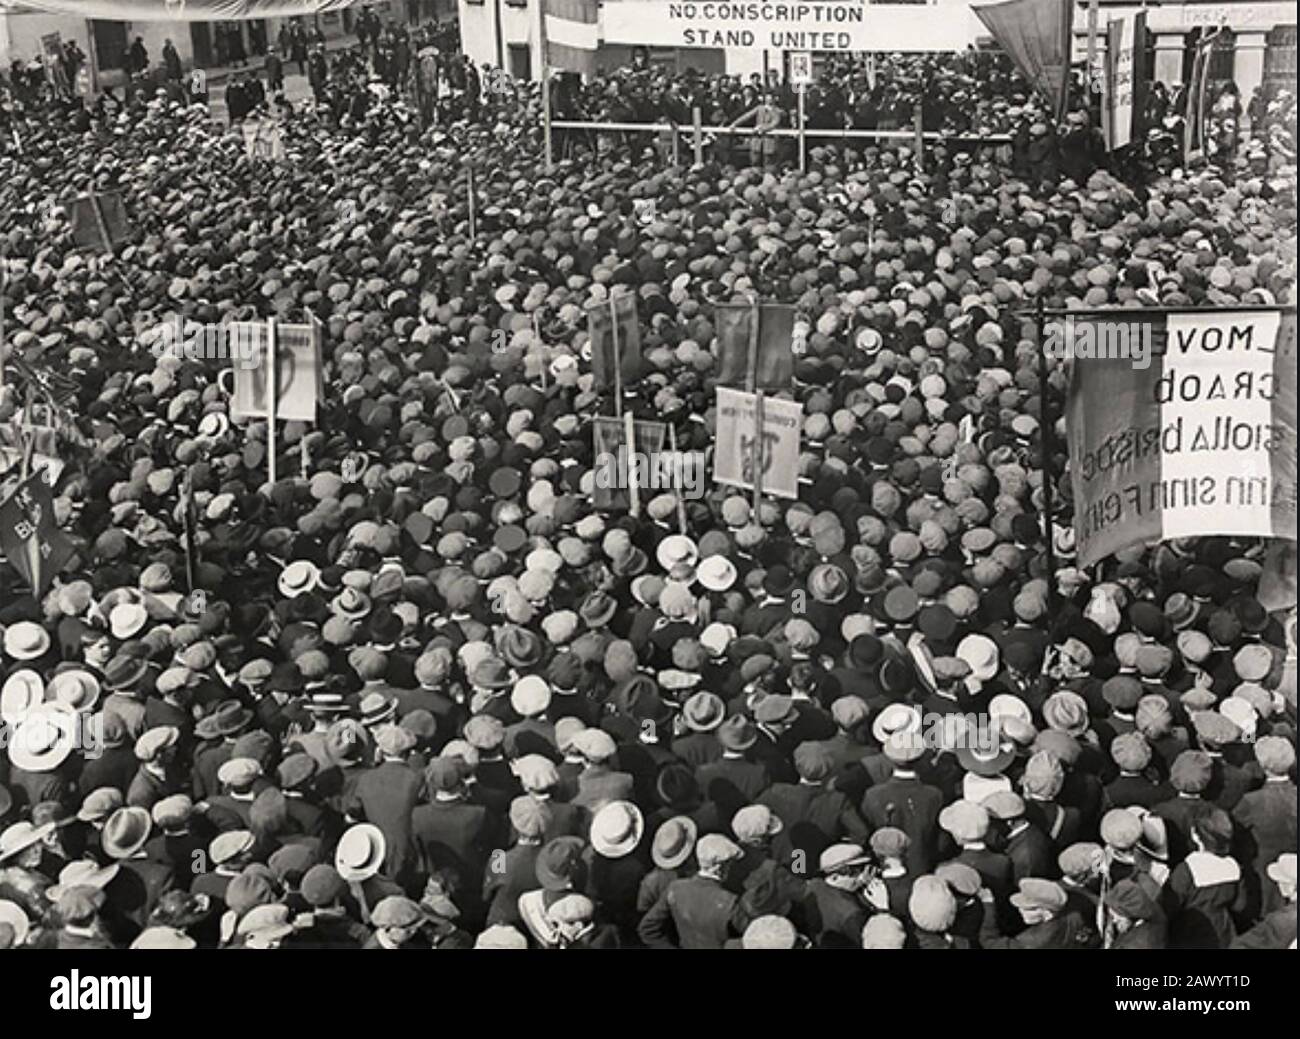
(410, 798, 492, 899)
(1233, 779, 1298, 914)
(759, 781, 870, 864)
(1005, 822, 1056, 881)
(638, 874, 738, 949)
(979, 902, 1096, 949)
(78, 745, 139, 797)
(1231, 904, 1298, 949)
(695, 756, 771, 821)
(804, 878, 868, 949)
(103, 857, 175, 942)
(483, 843, 541, 928)
(861, 773, 943, 874)
(671, 731, 723, 769)
(351, 760, 423, 883)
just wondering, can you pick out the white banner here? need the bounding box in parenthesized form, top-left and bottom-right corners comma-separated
(599, 1, 977, 53)
(714, 387, 802, 500)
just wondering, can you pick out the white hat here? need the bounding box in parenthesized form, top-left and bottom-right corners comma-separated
(872, 703, 922, 746)
(7, 705, 79, 772)
(590, 801, 645, 859)
(334, 823, 386, 881)
(278, 560, 321, 599)
(655, 534, 699, 575)
(0, 899, 30, 946)
(956, 634, 1000, 682)
(1, 669, 46, 725)
(697, 555, 738, 592)
(109, 602, 149, 640)
(48, 669, 101, 713)
(510, 675, 552, 717)
(3, 621, 50, 661)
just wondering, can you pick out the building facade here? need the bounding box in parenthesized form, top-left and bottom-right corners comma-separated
(459, 0, 1296, 103)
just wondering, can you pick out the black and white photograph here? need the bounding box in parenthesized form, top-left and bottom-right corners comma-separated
(0, 0, 1295, 1003)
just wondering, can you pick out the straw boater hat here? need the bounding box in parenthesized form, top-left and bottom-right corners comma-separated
(48, 669, 102, 714)
(278, 559, 322, 599)
(8, 705, 79, 772)
(1, 669, 46, 725)
(3, 622, 50, 661)
(334, 823, 386, 881)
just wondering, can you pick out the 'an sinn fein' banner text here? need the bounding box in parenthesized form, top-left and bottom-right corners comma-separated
(1066, 309, 1297, 568)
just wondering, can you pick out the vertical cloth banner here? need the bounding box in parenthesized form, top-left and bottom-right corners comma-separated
(592, 416, 666, 511)
(541, 0, 599, 77)
(1106, 10, 1147, 151)
(713, 303, 796, 391)
(69, 192, 131, 253)
(1065, 310, 1297, 569)
(972, 0, 1074, 123)
(587, 293, 642, 393)
(0, 470, 75, 598)
(230, 319, 321, 423)
(713, 387, 803, 500)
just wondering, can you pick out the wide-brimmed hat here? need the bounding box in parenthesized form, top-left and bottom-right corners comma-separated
(3, 622, 50, 661)
(7, 705, 79, 772)
(0, 820, 56, 863)
(590, 801, 644, 859)
(278, 560, 322, 599)
(651, 815, 698, 870)
(697, 555, 737, 592)
(46, 858, 121, 902)
(956, 741, 1016, 777)
(0, 899, 30, 946)
(1, 669, 46, 725)
(655, 534, 699, 575)
(48, 669, 101, 713)
(334, 823, 386, 881)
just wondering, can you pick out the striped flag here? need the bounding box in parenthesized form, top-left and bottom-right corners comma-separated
(713, 302, 796, 391)
(542, 0, 599, 77)
(1064, 310, 1297, 569)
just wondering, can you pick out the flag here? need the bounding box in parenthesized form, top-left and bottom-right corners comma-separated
(1063, 310, 1297, 569)
(713, 302, 795, 391)
(0, 470, 75, 599)
(973, 0, 1074, 122)
(69, 191, 131, 253)
(592, 416, 666, 511)
(1106, 11, 1147, 150)
(541, 0, 599, 78)
(587, 293, 642, 394)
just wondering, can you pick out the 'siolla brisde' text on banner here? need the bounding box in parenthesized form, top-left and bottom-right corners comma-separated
(1066, 310, 1297, 568)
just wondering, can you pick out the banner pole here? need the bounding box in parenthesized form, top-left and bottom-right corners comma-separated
(266, 317, 278, 494)
(537, 0, 553, 173)
(1086, 0, 1100, 126)
(467, 166, 477, 239)
(1036, 296, 1057, 609)
(183, 468, 197, 594)
(624, 410, 639, 518)
(692, 106, 703, 166)
(89, 192, 114, 257)
(609, 295, 623, 421)
(913, 101, 923, 173)
(796, 86, 806, 174)
(668, 422, 688, 536)
(746, 296, 762, 511)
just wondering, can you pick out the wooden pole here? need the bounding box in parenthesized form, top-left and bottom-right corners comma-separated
(609, 295, 623, 421)
(266, 317, 278, 493)
(668, 422, 688, 536)
(796, 85, 806, 174)
(537, 0, 553, 173)
(466, 165, 477, 239)
(1036, 296, 1056, 609)
(745, 296, 762, 512)
(912, 102, 924, 173)
(1086, 0, 1100, 124)
(624, 410, 639, 518)
(692, 105, 703, 166)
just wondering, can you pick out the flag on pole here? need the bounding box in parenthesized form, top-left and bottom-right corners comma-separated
(1064, 309, 1297, 569)
(541, 0, 599, 77)
(587, 294, 642, 393)
(713, 303, 796, 391)
(592, 416, 666, 511)
(972, 0, 1074, 122)
(1106, 11, 1148, 151)
(0, 470, 74, 599)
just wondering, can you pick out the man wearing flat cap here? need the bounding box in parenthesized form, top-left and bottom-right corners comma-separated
(411, 758, 493, 920)
(639, 833, 743, 949)
(1232, 737, 1298, 916)
(759, 741, 870, 867)
(978, 877, 1096, 949)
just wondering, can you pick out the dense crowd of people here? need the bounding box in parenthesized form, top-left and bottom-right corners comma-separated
(0, 16, 1296, 951)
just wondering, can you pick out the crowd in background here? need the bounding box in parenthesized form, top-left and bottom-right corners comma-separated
(0, 12, 1295, 952)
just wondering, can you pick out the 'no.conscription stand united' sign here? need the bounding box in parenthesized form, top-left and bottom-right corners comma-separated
(1066, 309, 1297, 568)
